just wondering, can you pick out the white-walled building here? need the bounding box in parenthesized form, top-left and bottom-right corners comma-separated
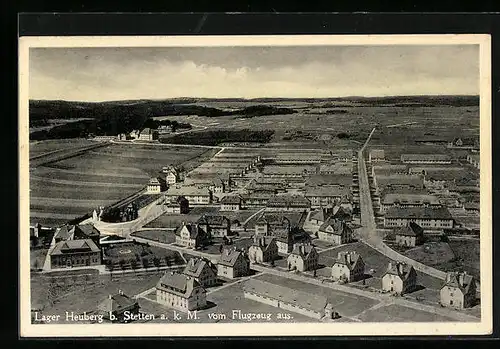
(331, 251, 365, 283)
(156, 272, 206, 311)
(381, 261, 417, 295)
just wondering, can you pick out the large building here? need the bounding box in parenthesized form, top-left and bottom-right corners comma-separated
(305, 186, 352, 209)
(394, 222, 424, 247)
(440, 271, 477, 309)
(197, 215, 231, 238)
(182, 257, 218, 288)
(174, 223, 209, 249)
(384, 206, 454, 230)
(266, 195, 311, 212)
(163, 166, 180, 185)
(374, 175, 425, 194)
(97, 291, 140, 323)
(381, 193, 441, 213)
(317, 218, 352, 245)
(53, 223, 101, 246)
(254, 215, 300, 254)
(331, 251, 365, 283)
(381, 261, 417, 295)
(217, 248, 250, 279)
(165, 185, 212, 205)
(165, 196, 189, 214)
(156, 272, 207, 311)
(220, 195, 242, 211)
(369, 149, 385, 163)
(147, 177, 167, 194)
(248, 236, 279, 264)
(49, 239, 102, 269)
(243, 279, 338, 320)
(400, 154, 452, 165)
(138, 128, 158, 141)
(287, 243, 318, 272)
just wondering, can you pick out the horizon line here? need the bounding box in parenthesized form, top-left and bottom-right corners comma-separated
(30, 94, 480, 104)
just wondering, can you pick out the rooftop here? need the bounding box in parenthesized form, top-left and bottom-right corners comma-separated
(401, 154, 452, 162)
(395, 222, 424, 237)
(243, 279, 329, 313)
(385, 206, 453, 220)
(218, 248, 247, 267)
(384, 261, 416, 281)
(166, 185, 211, 197)
(51, 238, 100, 256)
(382, 193, 440, 205)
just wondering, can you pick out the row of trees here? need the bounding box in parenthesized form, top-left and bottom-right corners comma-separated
(163, 129, 275, 146)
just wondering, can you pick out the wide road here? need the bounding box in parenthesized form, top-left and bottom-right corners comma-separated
(356, 128, 447, 280)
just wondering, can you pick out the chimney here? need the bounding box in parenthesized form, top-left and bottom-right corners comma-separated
(398, 263, 404, 275)
(346, 252, 351, 264)
(181, 221, 185, 226)
(388, 262, 392, 271)
(108, 294, 113, 300)
(458, 272, 465, 286)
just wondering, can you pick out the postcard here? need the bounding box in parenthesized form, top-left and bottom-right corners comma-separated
(19, 34, 492, 337)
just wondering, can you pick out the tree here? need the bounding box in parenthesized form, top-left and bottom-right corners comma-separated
(119, 259, 127, 271)
(153, 257, 161, 272)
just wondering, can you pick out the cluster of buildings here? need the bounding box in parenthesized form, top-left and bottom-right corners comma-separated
(368, 148, 480, 239)
(48, 223, 103, 270)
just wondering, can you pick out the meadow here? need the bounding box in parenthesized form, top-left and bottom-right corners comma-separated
(29, 141, 211, 228)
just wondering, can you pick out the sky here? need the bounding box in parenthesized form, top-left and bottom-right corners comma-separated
(29, 45, 479, 101)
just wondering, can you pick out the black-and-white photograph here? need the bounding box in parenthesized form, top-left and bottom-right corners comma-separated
(19, 35, 492, 337)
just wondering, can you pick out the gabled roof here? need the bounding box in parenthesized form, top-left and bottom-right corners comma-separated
(74, 223, 100, 238)
(395, 222, 424, 237)
(385, 206, 453, 220)
(54, 225, 74, 240)
(267, 195, 311, 208)
(212, 178, 224, 187)
(311, 208, 328, 222)
(382, 193, 440, 206)
(156, 272, 202, 298)
(441, 271, 475, 294)
(290, 243, 316, 259)
(197, 215, 230, 227)
(251, 236, 277, 251)
(175, 223, 205, 239)
(383, 262, 416, 282)
(183, 258, 215, 278)
(243, 279, 328, 313)
(220, 195, 242, 205)
(218, 248, 247, 267)
(97, 293, 138, 314)
(50, 239, 100, 256)
(334, 251, 363, 271)
(318, 218, 350, 235)
(401, 154, 451, 162)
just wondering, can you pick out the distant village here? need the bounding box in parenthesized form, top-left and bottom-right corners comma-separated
(30, 133, 480, 323)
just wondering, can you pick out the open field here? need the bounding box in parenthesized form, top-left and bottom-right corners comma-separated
(29, 142, 212, 228)
(29, 139, 99, 158)
(357, 304, 455, 322)
(30, 272, 166, 322)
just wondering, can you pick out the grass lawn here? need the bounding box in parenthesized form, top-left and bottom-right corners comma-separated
(358, 304, 456, 322)
(402, 242, 456, 267)
(144, 213, 201, 229)
(30, 272, 165, 323)
(131, 229, 176, 244)
(30, 249, 48, 271)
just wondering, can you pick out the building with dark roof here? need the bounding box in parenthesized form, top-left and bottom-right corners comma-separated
(182, 257, 218, 288)
(174, 223, 209, 249)
(266, 195, 311, 212)
(287, 243, 318, 272)
(331, 251, 365, 283)
(369, 149, 385, 163)
(197, 215, 231, 238)
(147, 177, 167, 193)
(384, 206, 454, 230)
(220, 195, 243, 211)
(165, 196, 190, 214)
(305, 186, 352, 209)
(243, 279, 338, 320)
(440, 271, 476, 309)
(381, 261, 417, 295)
(156, 272, 207, 311)
(400, 154, 452, 164)
(49, 239, 102, 269)
(217, 248, 250, 279)
(381, 193, 441, 213)
(317, 218, 353, 245)
(394, 222, 424, 247)
(248, 236, 278, 264)
(97, 291, 140, 322)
